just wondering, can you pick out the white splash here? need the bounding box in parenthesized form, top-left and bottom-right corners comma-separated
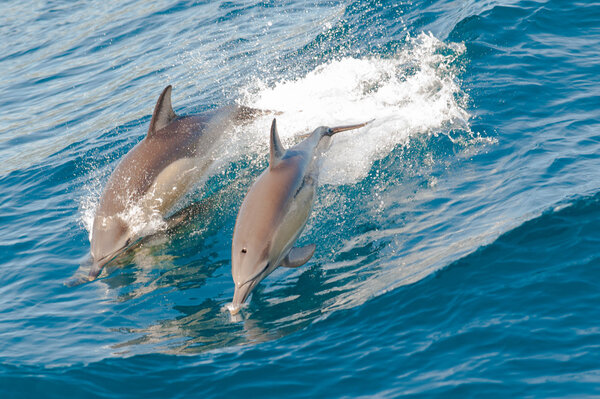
(79, 170, 106, 242)
(79, 172, 167, 243)
(80, 33, 470, 241)
(236, 33, 470, 185)
(116, 202, 167, 238)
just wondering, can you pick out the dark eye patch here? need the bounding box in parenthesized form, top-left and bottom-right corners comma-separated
(241, 248, 247, 253)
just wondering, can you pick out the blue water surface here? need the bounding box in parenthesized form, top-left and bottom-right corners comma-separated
(1, 0, 599, 397)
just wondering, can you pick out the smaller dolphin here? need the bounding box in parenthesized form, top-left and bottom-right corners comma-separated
(83, 85, 263, 283)
(230, 118, 370, 314)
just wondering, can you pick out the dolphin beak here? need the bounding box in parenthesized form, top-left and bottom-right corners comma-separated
(87, 252, 118, 282)
(87, 239, 134, 282)
(329, 119, 374, 134)
(229, 280, 256, 315)
(88, 258, 108, 281)
(64, 256, 106, 287)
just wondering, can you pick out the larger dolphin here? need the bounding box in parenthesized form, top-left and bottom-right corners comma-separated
(230, 118, 370, 314)
(86, 85, 260, 281)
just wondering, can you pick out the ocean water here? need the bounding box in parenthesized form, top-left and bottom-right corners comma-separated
(1, 0, 599, 397)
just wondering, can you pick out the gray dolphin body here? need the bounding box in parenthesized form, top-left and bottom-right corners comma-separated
(230, 118, 369, 314)
(88, 85, 259, 281)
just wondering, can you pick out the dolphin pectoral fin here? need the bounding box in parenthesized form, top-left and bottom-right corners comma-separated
(166, 199, 212, 230)
(269, 118, 285, 169)
(281, 244, 316, 268)
(148, 85, 178, 137)
(165, 183, 235, 231)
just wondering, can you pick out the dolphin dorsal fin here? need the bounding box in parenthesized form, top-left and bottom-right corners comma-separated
(269, 118, 285, 169)
(148, 85, 178, 137)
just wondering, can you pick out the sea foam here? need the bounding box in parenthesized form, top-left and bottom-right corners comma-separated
(236, 33, 470, 185)
(81, 33, 469, 240)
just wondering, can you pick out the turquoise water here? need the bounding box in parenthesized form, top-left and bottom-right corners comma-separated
(1, 0, 599, 397)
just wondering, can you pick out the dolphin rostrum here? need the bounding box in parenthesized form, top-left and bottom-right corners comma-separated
(85, 85, 262, 282)
(229, 118, 370, 314)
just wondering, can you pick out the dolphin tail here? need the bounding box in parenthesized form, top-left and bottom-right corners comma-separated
(325, 119, 374, 137)
(233, 105, 281, 124)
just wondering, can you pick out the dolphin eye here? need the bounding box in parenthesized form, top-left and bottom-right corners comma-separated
(241, 248, 247, 254)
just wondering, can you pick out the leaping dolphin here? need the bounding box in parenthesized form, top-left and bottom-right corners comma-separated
(229, 118, 370, 314)
(84, 85, 263, 282)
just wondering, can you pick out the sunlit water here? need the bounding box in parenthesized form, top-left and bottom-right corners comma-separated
(1, 0, 599, 397)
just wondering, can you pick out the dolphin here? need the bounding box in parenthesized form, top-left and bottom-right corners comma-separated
(229, 118, 370, 314)
(85, 85, 262, 282)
